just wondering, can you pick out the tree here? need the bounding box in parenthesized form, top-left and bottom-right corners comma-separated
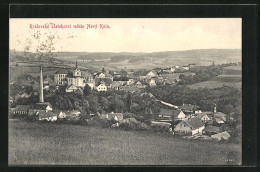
(99, 97, 109, 111)
(81, 99, 90, 112)
(83, 84, 91, 96)
(67, 99, 74, 110)
(86, 94, 101, 113)
(223, 104, 235, 124)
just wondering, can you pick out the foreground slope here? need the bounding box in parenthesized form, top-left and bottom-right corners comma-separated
(9, 120, 241, 165)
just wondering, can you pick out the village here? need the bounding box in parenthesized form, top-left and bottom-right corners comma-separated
(9, 61, 233, 142)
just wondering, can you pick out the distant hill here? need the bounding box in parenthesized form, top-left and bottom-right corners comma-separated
(64, 49, 241, 65)
(9, 49, 241, 70)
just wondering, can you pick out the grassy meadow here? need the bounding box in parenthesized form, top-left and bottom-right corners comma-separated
(188, 65, 241, 90)
(9, 120, 241, 166)
(187, 80, 241, 90)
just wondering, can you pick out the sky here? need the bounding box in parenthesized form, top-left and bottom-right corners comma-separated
(10, 18, 241, 53)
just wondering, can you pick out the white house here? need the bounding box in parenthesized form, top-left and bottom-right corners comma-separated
(196, 112, 212, 123)
(172, 109, 186, 120)
(182, 66, 190, 70)
(54, 110, 67, 119)
(146, 71, 157, 78)
(174, 117, 205, 135)
(148, 78, 156, 87)
(96, 83, 108, 92)
(127, 78, 135, 85)
(170, 67, 176, 72)
(65, 84, 83, 93)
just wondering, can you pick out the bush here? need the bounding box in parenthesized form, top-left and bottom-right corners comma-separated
(119, 122, 137, 130)
(151, 125, 170, 133)
(137, 122, 150, 130)
(100, 119, 114, 128)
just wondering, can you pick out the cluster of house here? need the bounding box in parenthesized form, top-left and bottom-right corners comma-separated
(10, 102, 83, 122)
(34, 61, 197, 95)
(10, 102, 126, 125)
(152, 104, 231, 141)
(10, 101, 231, 141)
(154, 63, 195, 73)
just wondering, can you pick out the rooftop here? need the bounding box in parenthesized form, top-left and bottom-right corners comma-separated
(14, 105, 30, 111)
(55, 68, 71, 74)
(183, 117, 204, 129)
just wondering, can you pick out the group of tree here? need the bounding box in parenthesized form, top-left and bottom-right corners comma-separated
(146, 84, 241, 120)
(178, 65, 223, 85)
(47, 86, 161, 123)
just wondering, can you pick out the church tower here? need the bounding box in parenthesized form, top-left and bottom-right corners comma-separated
(73, 59, 81, 77)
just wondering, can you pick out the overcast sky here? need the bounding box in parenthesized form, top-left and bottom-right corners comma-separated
(10, 18, 241, 53)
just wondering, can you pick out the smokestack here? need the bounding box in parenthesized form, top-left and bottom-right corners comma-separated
(39, 65, 44, 103)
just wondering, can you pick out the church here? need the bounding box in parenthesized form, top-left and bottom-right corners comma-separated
(54, 60, 94, 92)
(66, 62, 85, 87)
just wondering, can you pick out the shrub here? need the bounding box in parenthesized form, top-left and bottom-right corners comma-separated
(137, 122, 150, 130)
(151, 125, 170, 133)
(119, 121, 137, 130)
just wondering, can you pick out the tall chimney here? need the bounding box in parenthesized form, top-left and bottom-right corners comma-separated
(39, 65, 44, 103)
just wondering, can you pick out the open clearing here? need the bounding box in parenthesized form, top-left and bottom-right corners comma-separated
(188, 65, 241, 90)
(9, 120, 241, 165)
(187, 80, 241, 90)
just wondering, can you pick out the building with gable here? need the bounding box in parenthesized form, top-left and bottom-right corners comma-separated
(195, 112, 212, 123)
(158, 108, 186, 122)
(13, 105, 30, 116)
(66, 61, 85, 88)
(174, 117, 205, 135)
(54, 68, 70, 86)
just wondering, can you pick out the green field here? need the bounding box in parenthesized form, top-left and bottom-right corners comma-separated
(187, 80, 241, 90)
(9, 120, 241, 165)
(188, 65, 241, 90)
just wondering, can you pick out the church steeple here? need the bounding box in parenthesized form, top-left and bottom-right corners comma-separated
(73, 59, 81, 77)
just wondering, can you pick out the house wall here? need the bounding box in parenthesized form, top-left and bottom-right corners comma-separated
(58, 112, 66, 118)
(73, 69, 81, 77)
(67, 77, 85, 87)
(177, 111, 186, 120)
(191, 126, 205, 135)
(174, 121, 192, 135)
(51, 116, 58, 122)
(13, 110, 28, 115)
(201, 115, 211, 123)
(96, 84, 107, 92)
(46, 106, 53, 111)
(54, 74, 67, 85)
(195, 110, 202, 114)
(86, 83, 95, 90)
(149, 80, 156, 86)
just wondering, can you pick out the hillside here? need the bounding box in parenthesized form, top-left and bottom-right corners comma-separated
(188, 64, 242, 90)
(9, 120, 241, 165)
